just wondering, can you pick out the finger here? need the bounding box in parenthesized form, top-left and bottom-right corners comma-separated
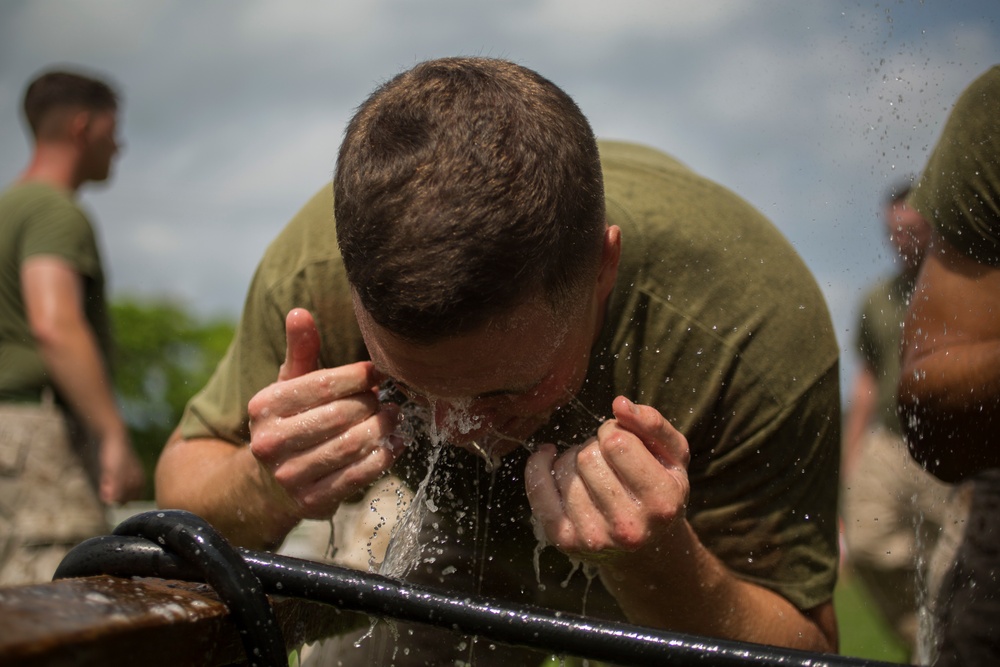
(611, 396, 690, 469)
(525, 443, 567, 541)
(595, 416, 689, 525)
(278, 308, 321, 382)
(595, 421, 684, 501)
(251, 388, 381, 460)
(275, 407, 408, 517)
(574, 436, 635, 514)
(250, 360, 381, 421)
(297, 443, 402, 518)
(553, 445, 612, 549)
(277, 403, 402, 479)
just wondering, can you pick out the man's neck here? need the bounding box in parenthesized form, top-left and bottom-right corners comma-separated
(18, 144, 83, 194)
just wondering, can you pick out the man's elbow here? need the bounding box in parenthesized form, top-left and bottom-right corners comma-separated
(30, 313, 84, 353)
(154, 427, 191, 509)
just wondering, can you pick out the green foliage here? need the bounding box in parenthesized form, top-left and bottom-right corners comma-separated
(110, 298, 235, 500)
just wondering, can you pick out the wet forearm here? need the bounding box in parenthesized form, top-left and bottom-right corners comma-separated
(155, 430, 302, 549)
(598, 520, 835, 651)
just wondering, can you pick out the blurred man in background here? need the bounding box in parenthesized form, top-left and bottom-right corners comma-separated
(0, 68, 145, 585)
(840, 183, 962, 658)
(899, 64, 1000, 666)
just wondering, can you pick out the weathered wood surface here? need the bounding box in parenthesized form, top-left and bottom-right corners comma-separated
(0, 575, 364, 666)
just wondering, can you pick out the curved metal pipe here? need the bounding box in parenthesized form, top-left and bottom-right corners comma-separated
(56, 510, 903, 667)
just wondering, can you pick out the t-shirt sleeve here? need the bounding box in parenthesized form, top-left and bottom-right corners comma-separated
(20, 195, 102, 279)
(909, 65, 1000, 265)
(178, 264, 287, 444)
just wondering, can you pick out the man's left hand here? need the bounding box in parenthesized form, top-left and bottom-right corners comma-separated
(525, 396, 690, 560)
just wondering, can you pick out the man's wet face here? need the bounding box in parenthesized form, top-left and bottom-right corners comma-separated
(355, 296, 598, 457)
(885, 201, 931, 268)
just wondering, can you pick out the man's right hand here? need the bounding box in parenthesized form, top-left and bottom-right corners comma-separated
(247, 308, 407, 520)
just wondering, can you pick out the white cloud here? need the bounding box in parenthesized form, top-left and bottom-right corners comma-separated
(11, 0, 168, 59)
(528, 0, 751, 39)
(235, 0, 381, 43)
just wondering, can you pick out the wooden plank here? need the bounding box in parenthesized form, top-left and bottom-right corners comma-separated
(0, 576, 365, 666)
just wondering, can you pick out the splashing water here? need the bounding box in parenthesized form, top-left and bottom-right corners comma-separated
(467, 438, 503, 471)
(474, 461, 500, 595)
(377, 391, 494, 579)
(531, 514, 550, 591)
(375, 381, 440, 580)
(913, 496, 935, 667)
(378, 443, 443, 580)
(370, 379, 618, 659)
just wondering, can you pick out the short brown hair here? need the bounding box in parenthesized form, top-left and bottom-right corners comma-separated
(23, 68, 119, 138)
(334, 57, 605, 343)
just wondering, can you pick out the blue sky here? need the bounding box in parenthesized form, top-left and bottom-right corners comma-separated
(2, 1, 999, 394)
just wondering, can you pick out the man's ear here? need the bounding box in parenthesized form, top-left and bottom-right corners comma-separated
(596, 224, 622, 299)
(67, 109, 92, 143)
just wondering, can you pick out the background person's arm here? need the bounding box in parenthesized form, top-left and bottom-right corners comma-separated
(842, 363, 878, 476)
(21, 255, 145, 504)
(899, 234, 1000, 483)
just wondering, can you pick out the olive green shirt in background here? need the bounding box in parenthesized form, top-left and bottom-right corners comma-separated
(855, 269, 917, 436)
(0, 182, 112, 402)
(180, 140, 841, 611)
(909, 65, 1000, 264)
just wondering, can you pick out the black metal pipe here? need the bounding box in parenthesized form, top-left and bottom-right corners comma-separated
(55, 510, 906, 667)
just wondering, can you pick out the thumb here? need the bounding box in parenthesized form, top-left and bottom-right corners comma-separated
(278, 308, 321, 382)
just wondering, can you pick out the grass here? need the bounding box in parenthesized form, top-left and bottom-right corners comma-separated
(835, 571, 911, 664)
(535, 572, 912, 667)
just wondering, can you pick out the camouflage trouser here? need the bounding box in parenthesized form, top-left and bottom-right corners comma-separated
(0, 400, 108, 586)
(840, 426, 967, 653)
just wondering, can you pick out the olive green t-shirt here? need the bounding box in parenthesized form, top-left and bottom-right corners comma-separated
(180, 140, 840, 611)
(855, 270, 917, 436)
(909, 65, 1000, 264)
(0, 182, 111, 402)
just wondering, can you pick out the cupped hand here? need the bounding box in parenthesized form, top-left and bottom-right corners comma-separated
(248, 308, 407, 520)
(525, 396, 690, 561)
